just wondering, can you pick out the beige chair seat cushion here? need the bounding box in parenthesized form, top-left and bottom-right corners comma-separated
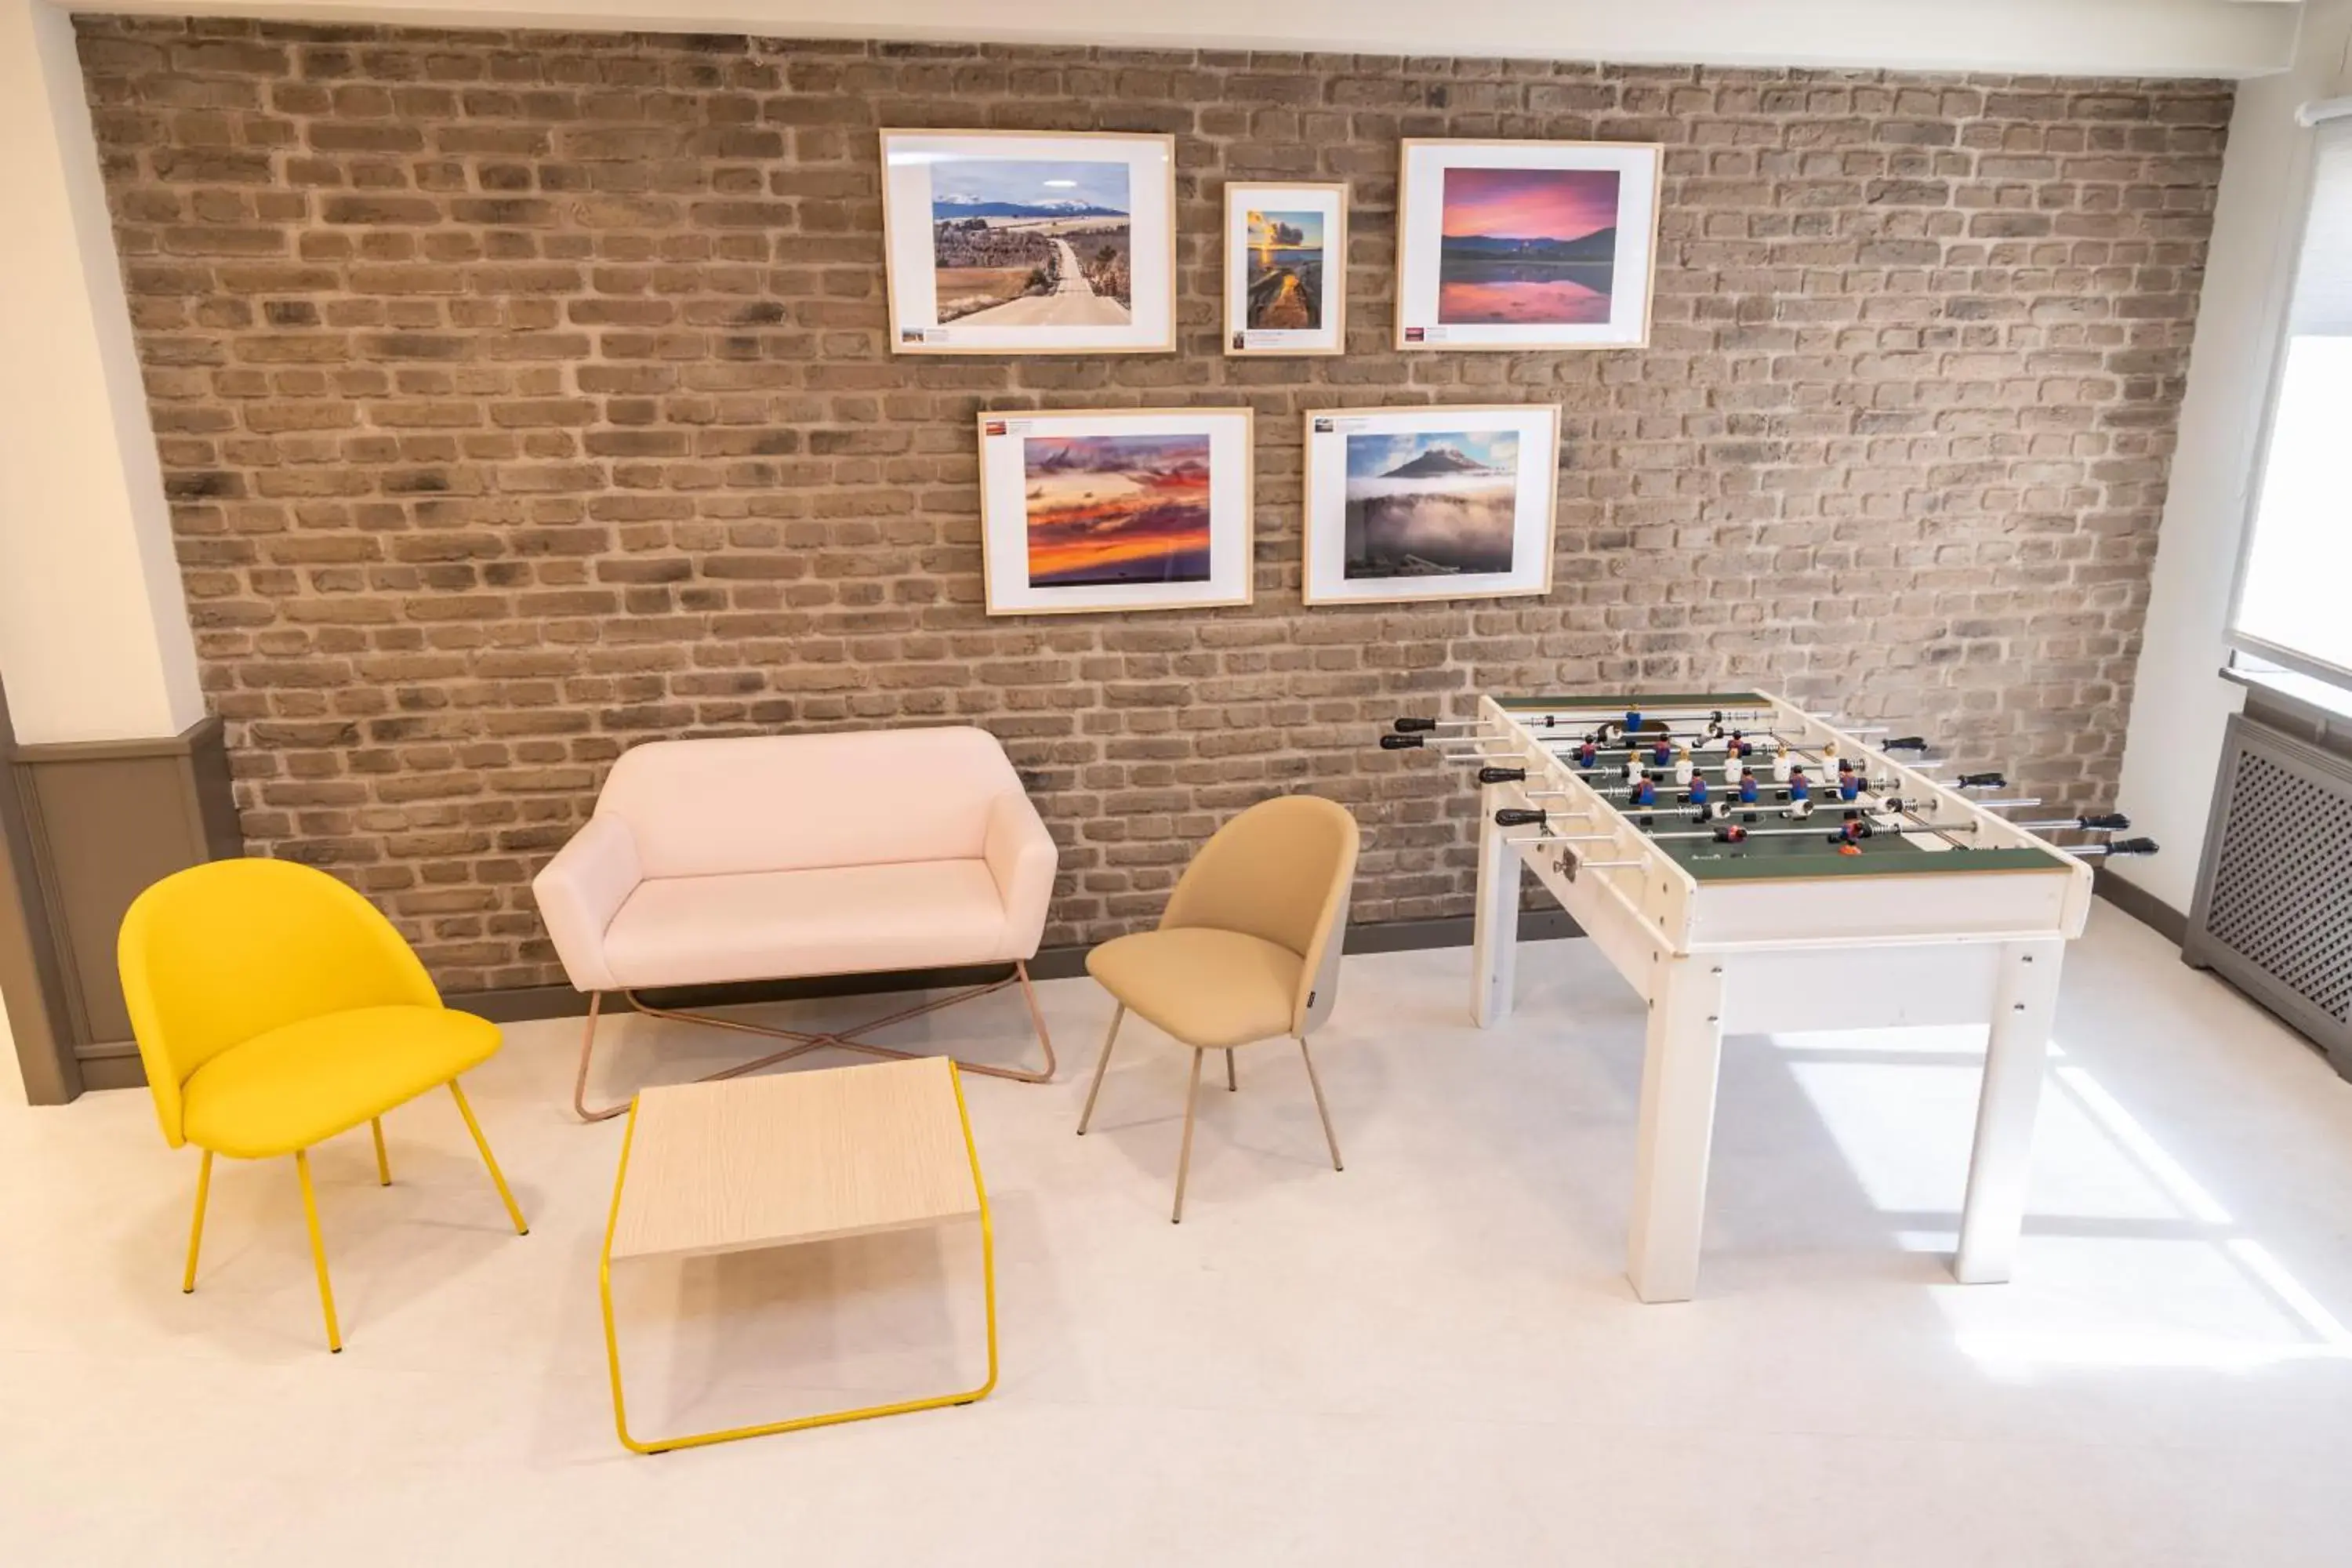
(601, 862, 1016, 990)
(1085, 927, 1304, 1050)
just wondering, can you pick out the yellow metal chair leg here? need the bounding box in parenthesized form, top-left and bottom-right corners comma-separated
(295, 1150, 343, 1353)
(448, 1080, 528, 1236)
(182, 1149, 212, 1294)
(371, 1117, 391, 1186)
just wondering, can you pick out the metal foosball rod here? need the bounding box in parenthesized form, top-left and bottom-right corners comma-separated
(2013, 812, 2130, 833)
(1378, 732, 1519, 759)
(2067, 837, 2160, 858)
(1493, 808, 1984, 846)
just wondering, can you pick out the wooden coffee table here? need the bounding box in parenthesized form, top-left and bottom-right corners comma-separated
(597, 1055, 996, 1454)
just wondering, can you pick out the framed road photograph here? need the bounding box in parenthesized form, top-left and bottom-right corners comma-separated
(976, 408, 1255, 615)
(1223, 182, 1348, 357)
(1301, 405, 1560, 605)
(881, 129, 1177, 355)
(1394, 140, 1662, 351)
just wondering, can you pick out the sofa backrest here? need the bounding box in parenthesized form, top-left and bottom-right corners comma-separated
(595, 728, 1022, 879)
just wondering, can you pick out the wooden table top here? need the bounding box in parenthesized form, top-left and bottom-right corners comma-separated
(608, 1056, 980, 1264)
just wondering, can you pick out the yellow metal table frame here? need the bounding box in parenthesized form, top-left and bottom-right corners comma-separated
(596, 1061, 998, 1454)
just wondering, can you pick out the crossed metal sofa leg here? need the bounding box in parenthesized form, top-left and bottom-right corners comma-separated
(571, 961, 1058, 1122)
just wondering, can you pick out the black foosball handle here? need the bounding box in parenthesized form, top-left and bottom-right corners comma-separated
(1478, 766, 1527, 785)
(1494, 808, 1546, 828)
(1392, 717, 1440, 733)
(2078, 812, 2131, 830)
(1380, 733, 1425, 750)
(1957, 771, 2007, 789)
(2108, 837, 2158, 856)
(1883, 735, 1929, 752)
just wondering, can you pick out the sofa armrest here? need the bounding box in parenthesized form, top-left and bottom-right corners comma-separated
(531, 815, 642, 993)
(982, 792, 1057, 958)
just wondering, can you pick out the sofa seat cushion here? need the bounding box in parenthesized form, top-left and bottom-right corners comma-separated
(601, 861, 1017, 989)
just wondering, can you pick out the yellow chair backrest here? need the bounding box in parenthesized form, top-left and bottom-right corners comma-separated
(1160, 795, 1360, 1036)
(118, 858, 442, 1147)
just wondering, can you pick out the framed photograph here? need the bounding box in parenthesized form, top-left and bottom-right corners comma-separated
(1223, 182, 1348, 357)
(976, 408, 1255, 615)
(1301, 404, 1561, 605)
(880, 129, 1176, 355)
(1394, 140, 1662, 351)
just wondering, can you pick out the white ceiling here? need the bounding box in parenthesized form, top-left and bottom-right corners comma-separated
(64, 0, 2304, 78)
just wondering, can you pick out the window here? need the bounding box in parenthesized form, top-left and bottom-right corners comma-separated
(2231, 116, 2352, 685)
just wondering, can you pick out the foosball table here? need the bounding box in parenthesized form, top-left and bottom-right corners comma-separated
(1382, 690, 2158, 1303)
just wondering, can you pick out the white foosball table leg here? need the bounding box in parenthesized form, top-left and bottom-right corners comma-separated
(1953, 938, 2065, 1284)
(1471, 785, 1519, 1029)
(1627, 956, 1728, 1303)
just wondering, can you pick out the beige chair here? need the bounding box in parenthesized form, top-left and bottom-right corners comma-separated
(1076, 795, 1359, 1222)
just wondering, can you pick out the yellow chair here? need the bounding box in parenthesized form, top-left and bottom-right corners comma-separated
(118, 858, 528, 1352)
(1076, 795, 1359, 1222)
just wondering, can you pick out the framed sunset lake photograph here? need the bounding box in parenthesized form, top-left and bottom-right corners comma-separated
(1394, 140, 1662, 351)
(881, 129, 1177, 355)
(976, 408, 1255, 615)
(1223, 182, 1348, 357)
(1301, 405, 1560, 605)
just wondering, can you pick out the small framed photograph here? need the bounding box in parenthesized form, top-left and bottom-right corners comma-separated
(1222, 182, 1348, 357)
(1394, 140, 1662, 351)
(1301, 404, 1561, 605)
(880, 129, 1176, 356)
(977, 408, 1255, 615)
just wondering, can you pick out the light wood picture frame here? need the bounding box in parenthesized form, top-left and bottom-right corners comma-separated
(1301, 404, 1561, 605)
(880, 129, 1178, 356)
(976, 408, 1256, 615)
(1394, 140, 1663, 352)
(1222, 181, 1348, 357)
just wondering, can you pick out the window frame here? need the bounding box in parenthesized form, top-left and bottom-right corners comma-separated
(2223, 112, 2352, 692)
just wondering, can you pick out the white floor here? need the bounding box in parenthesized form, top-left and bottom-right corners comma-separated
(7, 904, 2352, 1566)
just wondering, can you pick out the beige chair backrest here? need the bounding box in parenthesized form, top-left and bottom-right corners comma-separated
(1160, 795, 1360, 1036)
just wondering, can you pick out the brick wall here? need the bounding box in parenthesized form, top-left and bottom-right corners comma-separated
(74, 17, 2230, 992)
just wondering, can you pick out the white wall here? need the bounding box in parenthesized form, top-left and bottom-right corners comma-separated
(0, 0, 205, 745)
(2111, 0, 2352, 914)
(75, 0, 2303, 78)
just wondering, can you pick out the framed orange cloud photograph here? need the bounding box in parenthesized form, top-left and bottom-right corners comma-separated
(976, 408, 1255, 615)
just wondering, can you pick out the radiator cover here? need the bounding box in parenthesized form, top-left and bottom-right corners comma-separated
(2183, 713, 2352, 1069)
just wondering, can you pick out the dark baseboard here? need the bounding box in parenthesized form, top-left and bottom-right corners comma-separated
(2093, 868, 2189, 947)
(452, 909, 1584, 1023)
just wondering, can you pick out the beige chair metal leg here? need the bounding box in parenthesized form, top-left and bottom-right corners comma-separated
(370, 1117, 390, 1186)
(1171, 1047, 1206, 1225)
(1298, 1035, 1344, 1172)
(1225, 1048, 1237, 1092)
(449, 1080, 530, 1236)
(1076, 1004, 1125, 1135)
(294, 1149, 343, 1353)
(182, 1149, 212, 1294)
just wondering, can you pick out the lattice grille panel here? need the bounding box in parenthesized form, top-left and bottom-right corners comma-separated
(2201, 747, 2352, 1024)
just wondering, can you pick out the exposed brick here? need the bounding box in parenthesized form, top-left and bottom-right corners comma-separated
(74, 18, 2228, 989)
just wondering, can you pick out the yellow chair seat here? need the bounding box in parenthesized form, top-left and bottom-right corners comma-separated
(1085, 927, 1303, 1050)
(183, 1004, 502, 1159)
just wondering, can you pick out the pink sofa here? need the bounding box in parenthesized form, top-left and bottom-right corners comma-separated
(534, 728, 1059, 1119)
